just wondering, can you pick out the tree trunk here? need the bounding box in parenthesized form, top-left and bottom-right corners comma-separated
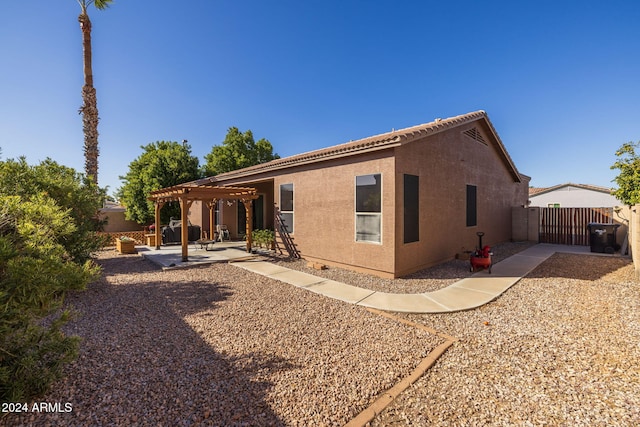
(78, 12, 99, 184)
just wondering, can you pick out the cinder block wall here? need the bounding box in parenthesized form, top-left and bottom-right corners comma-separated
(511, 207, 539, 242)
(629, 205, 640, 276)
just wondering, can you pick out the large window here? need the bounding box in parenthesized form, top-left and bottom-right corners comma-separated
(404, 174, 419, 243)
(466, 184, 477, 227)
(279, 183, 294, 233)
(355, 174, 382, 243)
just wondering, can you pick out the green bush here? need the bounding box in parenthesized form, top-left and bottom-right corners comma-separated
(0, 157, 107, 263)
(0, 194, 100, 401)
(251, 229, 275, 248)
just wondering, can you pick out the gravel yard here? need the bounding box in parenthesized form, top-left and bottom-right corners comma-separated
(5, 251, 443, 427)
(272, 241, 537, 293)
(373, 253, 640, 426)
(4, 246, 639, 426)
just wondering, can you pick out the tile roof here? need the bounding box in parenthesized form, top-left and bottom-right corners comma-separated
(194, 110, 523, 184)
(529, 183, 615, 197)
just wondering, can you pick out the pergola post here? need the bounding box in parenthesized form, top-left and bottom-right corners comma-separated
(206, 199, 218, 240)
(179, 196, 193, 262)
(243, 199, 253, 253)
(154, 201, 164, 250)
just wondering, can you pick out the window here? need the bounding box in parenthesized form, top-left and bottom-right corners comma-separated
(548, 203, 560, 208)
(466, 184, 477, 227)
(404, 174, 419, 243)
(356, 174, 382, 243)
(279, 183, 294, 233)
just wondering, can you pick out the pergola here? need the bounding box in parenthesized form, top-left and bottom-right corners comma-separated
(148, 182, 259, 262)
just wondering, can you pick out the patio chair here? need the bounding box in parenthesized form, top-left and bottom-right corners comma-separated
(216, 225, 230, 242)
(194, 230, 216, 251)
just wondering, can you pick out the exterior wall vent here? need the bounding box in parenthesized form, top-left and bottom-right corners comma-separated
(463, 127, 487, 145)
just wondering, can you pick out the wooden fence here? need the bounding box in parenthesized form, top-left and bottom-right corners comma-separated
(539, 207, 614, 245)
(98, 231, 147, 246)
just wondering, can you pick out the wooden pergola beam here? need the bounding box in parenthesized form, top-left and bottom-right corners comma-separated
(147, 183, 259, 262)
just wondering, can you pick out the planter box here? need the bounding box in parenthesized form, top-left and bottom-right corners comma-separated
(145, 234, 156, 247)
(116, 239, 136, 254)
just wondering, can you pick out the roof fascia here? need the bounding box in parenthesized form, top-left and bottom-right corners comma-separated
(207, 110, 523, 184)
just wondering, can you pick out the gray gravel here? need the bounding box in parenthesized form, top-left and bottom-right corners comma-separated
(4, 247, 639, 426)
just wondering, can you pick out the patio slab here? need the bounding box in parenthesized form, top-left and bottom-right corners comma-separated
(305, 280, 377, 304)
(452, 276, 518, 295)
(357, 292, 451, 313)
(425, 285, 503, 312)
(138, 242, 258, 269)
(232, 260, 292, 276)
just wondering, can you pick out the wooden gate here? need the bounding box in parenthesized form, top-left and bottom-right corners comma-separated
(539, 207, 614, 245)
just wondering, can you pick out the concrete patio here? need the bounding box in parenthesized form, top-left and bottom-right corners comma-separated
(137, 241, 260, 269)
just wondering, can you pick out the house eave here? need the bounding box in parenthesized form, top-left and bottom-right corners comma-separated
(195, 110, 523, 185)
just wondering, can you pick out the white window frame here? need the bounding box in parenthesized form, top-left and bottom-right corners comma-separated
(355, 173, 382, 244)
(279, 183, 294, 234)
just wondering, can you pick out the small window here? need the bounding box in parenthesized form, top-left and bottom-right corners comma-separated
(466, 185, 477, 227)
(280, 183, 294, 233)
(547, 203, 560, 208)
(355, 174, 382, 243)
(403, 174, 419, 243)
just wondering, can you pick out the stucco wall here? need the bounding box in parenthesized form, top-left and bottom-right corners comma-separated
(99, 209, 144, 232)
(272, 151, 397, 277)
(207, 119, 528, 278)
(393, 123, 529, 276)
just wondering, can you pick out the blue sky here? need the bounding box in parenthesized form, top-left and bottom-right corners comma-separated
(1, 0, 639, 196)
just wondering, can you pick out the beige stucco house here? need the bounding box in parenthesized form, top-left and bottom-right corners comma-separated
(98, 201, 144, 233)
(187, 110, 530, 278)
(529, 183, 621, 208)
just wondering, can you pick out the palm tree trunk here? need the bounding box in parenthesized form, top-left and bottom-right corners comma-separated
(78, 12, 100, 184)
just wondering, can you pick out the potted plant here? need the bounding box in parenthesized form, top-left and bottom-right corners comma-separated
(116, 236, 136, 254)
(251, 229, 275, 250)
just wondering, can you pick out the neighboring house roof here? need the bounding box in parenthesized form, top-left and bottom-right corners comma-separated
(529, 183, 615, 197)
(194, 110, 525, 185)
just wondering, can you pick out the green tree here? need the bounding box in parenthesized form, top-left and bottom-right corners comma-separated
(0, 194, 100, 401)
(117, 141, 202, 224)
(203, 127, 280, 176)
(0, 158, 106, 263)
(611, 141, 640, 205)
(77, 0, 113, 184)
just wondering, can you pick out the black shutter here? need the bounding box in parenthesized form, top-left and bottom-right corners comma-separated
(466, 185, 477, 227)
(404, 174, 419, 243)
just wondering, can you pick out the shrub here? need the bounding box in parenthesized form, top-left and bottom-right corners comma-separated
(251, 229, 275, 248)
(0, 157, 107, 263)
(0, 195, 100, 401)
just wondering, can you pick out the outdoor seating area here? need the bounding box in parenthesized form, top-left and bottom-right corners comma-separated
(161, 219, 201, 245)
(137, 241, 261, 269)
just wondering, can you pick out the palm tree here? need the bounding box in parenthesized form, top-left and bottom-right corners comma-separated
(77, 0, 112, 184)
